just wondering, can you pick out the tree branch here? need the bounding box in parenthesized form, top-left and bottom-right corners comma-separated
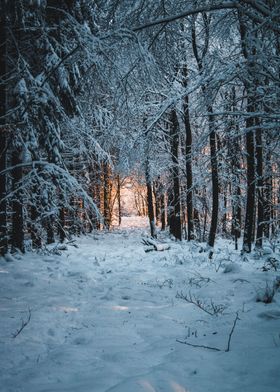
(12, 308, 32, 338)
(133, 2, 237, 32)
(225, 312, 240, 352)
(176, 339, 222, 351)
(177, 312, 241, 352)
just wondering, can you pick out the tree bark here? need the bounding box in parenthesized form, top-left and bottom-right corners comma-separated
(153, 180, 161, 225)
(207, 107, 219, 248)
(229, 87, 242, 249)
(145, 161, 156, 238)
(103, 162, 111, 229)
(0, 6, 8, 256)
(263, 148, 272, 238)
(239, 12, 257, 253)
(160, 193, 166, 230)
(255, 124, 264, 248)
(182, 64, 194, 241)
(11, 150, 25, 253)
(169, 108, 182, 240)
(242, 102, 256, 253)
(117, 174, 122, 226)
(58, 206, 66, 243)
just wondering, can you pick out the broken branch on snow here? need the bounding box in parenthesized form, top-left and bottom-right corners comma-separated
(12, 308, 32, 338)
(177, 312, 240, 352)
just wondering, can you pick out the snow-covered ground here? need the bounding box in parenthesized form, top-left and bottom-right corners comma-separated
(1, 217, 280, 392)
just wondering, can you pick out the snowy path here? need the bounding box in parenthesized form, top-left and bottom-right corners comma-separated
(1, 220, 280, 392)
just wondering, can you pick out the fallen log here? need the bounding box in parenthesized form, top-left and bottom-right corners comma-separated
(142, 238, 170, 252)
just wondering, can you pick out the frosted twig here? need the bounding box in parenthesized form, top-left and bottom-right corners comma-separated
(225, 312, 240, 352)
(176, 291, 226, 316)
(176, 339, 221, 351)
(177, 312, 241, 352)
(12, 308, 32, 338)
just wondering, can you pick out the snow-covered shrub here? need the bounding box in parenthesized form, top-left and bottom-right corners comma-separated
(256, 282, 277, 304)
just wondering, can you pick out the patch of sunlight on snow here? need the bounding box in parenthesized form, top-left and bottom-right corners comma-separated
(119, 216, 149, 229)
(170, 381, 189, 392)
(55, 306, 79, 313)
(112, 305, 129, 311)
(138, 380, 157, 392)
(144, 304, 170, 309)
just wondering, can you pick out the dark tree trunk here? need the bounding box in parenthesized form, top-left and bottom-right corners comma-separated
(167, 186, 172, 228)
(229, 87, 242, 250)
(169, 108, 182, 240)
(145, 162, 156, 238)
(11, 150, 25, 253)
(182, 65, 194, 241)
(242, 101, 256, 253)
(207, 107, 219, 249)
(222, 190, 228, 236)
(194, 208, 201, 241)
(117, 175, 121, 226)
(263, 149, 272, 238)
(160, 193, 166, 231)
(46, 220, 55, 244)
(0, 7, 8, 256)
(30, 205, 41, 249)
(238, 12, 257, 253)
(191, 16, 218, 249)
(255, 125, 264, 248)
(58, 207, 66, 243)
(91, 161, 101, 230)
(103, 162, 111, 229)
(233, 186, 242, 251)
(153, 180, 161, 225)
(202, 189, 208, 243)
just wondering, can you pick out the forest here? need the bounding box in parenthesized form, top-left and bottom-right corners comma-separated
(1, 1, 280, 392)
(0, 0, 279, 255)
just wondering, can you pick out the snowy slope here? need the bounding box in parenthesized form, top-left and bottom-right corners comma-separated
(1, 218, 280, 392)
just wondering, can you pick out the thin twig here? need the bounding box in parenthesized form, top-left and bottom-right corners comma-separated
(12, 308, 32, 338)
(225, 312, 240, 352)
(176, 339, 221, 351)
(177, 312, 241, 352)
(176, 291, 225, 316)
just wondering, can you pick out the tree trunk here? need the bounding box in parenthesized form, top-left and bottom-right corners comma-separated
(238, 12, 257, 253)
(0, 6, 8, 256)
(92, 161, 101, 230)
(229, 87, 242, 250)
(242, 100, 256, 253)
(30, 205, 41, 249)
(160, 193, 166, 230)
(182, 65, 194, 241)
(103, 162, 111, 229)
(58, 206, 66, 243)
(169, 108, 182, 240)
(194, 208, 201, 241)
(222, 190, 228, 236)
(263, 148, 272, 238)
(117, 175, 121, 226)
(11, 150, 25, 253)
(145, 162, 156, 238)
(207, 107, 219, 248)
(153, 180, 161, 225)
(255, 125, 264, 248)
